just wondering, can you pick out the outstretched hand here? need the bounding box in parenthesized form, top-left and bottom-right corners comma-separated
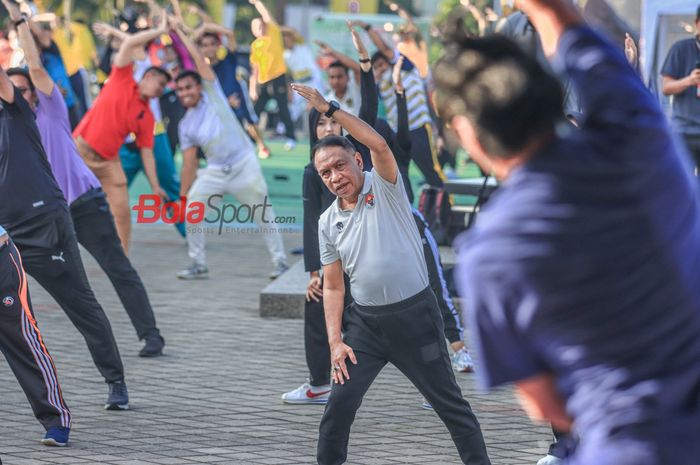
(1, 0, 22, 22)
(314, 40, 333, 56)
(290, 83, 330, 114)
(92, 22, 118, 41)
(347, 21, 368, 57)
(624, 33, 638, 67)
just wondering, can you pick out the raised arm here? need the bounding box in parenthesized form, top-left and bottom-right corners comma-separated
(464, 1, 488, 37)
(187, 4, 214, 24)
(393, 57, 410, 153)
(353, 20, 393, 61)
(171, 17, 216, 81)
(3, 0, 53, 95)
(386, 1, 416, 31)
(27, 18, 51, 49)
(348, 21, 376, 123)
(315, 40, 361, 76)
(249, 0, 275, 24)
(0, 65, 15, 103)
(135, 0, 163, 23)
(516, 0, 582, 57)
(521, 0, 657, 133)
(292, 83, 397, 184)
(92, 22, 129, 43)
(113, 15, 168, 68)
(359, 66, 377, 127)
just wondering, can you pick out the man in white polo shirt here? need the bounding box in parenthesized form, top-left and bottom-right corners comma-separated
(291, 83, 490, 465)
(171, 19, 287, 280)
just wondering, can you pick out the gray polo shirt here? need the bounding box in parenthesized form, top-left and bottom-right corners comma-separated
(178, 79, 254, 168)
(319, 169, 428, 306)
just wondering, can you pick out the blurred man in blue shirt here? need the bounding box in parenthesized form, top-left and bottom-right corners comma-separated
(661, 5, 700, 171)
(435, 1, 700, 464)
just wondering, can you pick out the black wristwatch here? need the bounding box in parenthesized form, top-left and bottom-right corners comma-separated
(325, 100, 340, 118)
(14, 15, 28, 27)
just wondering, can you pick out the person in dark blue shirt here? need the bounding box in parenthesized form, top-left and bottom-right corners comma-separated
(435, 1, 700, 464)
(661, 5, 700, 171)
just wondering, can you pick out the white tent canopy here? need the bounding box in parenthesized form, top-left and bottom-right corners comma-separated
(641, 0, 697, 84)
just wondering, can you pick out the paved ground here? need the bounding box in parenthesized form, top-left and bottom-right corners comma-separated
(0, 224, 552, 465)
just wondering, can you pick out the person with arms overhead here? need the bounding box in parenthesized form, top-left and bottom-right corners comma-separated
(170, 15, 288, 281)
(73, 15, 170, 255)
(436, 1, 700, 463)
(248, 0, 296, 150)
(193, 17, 270, 159)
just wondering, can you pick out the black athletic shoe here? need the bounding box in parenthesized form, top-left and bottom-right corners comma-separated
(105, 380, 129, 410)
(139, 335, 165, 358)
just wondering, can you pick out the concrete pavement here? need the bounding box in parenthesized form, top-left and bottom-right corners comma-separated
(0, 224, 552, 465)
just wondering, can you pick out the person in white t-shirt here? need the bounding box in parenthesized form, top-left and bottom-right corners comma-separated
(171, 18, 288, 280)
(315, 40, 361, 116)
(282, 27, 324, 124)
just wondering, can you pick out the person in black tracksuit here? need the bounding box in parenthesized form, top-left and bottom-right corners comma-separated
(0, 74, 127, 410)
(0, 227, 71, 445)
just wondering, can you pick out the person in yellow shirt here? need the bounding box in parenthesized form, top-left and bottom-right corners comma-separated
(248, 0, 296, 150)
(53, 17, 96, 114)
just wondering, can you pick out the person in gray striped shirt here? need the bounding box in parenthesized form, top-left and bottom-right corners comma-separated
(350, 22, 445, 188)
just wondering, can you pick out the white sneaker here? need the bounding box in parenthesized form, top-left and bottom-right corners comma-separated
(281, 381, 331, 405)
(451, 348, 475, 373)
(177, 263, 209, 280)
(537, 455, 564, 465)
(421, 398, 433, 410)
(283, 139, 296, 151)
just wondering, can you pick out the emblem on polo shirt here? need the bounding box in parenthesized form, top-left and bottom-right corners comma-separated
(335, 221, 344, 232)
(3, 296, 14, 307)
(365, 194, 375, 208)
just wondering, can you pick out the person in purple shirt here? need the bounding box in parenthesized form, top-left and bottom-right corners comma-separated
(435, 1, 700, 464)
(6, 1, 164, 360)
